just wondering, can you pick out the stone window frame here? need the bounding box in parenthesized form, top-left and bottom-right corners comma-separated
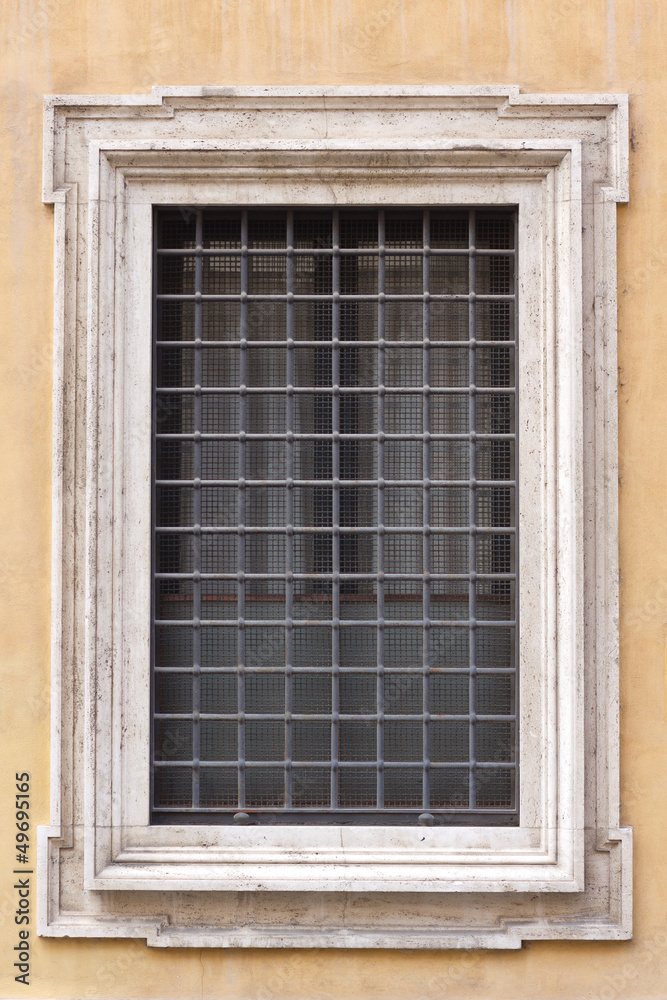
(38, 87, 632, 948)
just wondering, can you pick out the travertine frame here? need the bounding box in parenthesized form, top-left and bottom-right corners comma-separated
(39, 87, 631, 948)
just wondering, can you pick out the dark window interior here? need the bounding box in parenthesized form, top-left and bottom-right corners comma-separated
(151, 207, 518, 825)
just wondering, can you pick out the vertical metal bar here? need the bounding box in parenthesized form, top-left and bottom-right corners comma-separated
(238, 209, 248, 810)
(192, 210, 203, 810)
(150, 210, 159, 815)
(376, 209, 386, 811)
(422, 209, 431, 812)
(285, 210, 295, 809)
(512, 208, 520, 811)
(468, 210, 478, 810)
(330, 209, 340, 810)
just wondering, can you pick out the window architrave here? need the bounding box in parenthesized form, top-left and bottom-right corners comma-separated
(39, 88, 631, 948)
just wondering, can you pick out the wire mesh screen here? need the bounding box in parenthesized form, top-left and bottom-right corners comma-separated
(152, 207, 518, 825)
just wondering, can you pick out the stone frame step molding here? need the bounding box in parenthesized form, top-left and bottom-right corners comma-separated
(39, 86, 631, 948)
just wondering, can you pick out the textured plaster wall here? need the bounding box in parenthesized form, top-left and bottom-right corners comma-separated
(0, 1, 665, 997)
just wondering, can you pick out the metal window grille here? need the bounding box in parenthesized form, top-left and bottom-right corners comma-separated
(151, 207, 518, 825)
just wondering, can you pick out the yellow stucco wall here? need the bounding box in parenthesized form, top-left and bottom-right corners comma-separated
(0, 1, 666, 996)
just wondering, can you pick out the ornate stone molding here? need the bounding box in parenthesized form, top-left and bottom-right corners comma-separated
(39, 87, 631, 948)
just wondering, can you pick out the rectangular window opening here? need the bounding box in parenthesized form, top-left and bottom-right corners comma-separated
(151, 206, 519, 826)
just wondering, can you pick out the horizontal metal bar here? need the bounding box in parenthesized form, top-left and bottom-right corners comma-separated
(156, 339, 517, 349)
(157, 440, 510, 454)
(155, 524, 516, 536)
(157, 247, 516, 257)
(154, 665, 516, 674)
(155, 570, 511, 580)
(155, 712, 516, 721)
(154, 618, 516, 627)
(153, 812, 518, 823)
(154, 433, 515, 442)
(157, 581, 509, 590)
(155, 528, 514, 538)
(152, 807, 518, 818)
(157, 293, 515, 302)
(155, 385, 515, 396)
(156, 572, 511, 583)
(153, 759, 516, 769)
(155, 484, 510, 494)
(154, 479, 514, 488)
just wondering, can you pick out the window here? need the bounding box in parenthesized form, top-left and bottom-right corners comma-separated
(40, 87, 631, 948)
(151, 207, 518, 825)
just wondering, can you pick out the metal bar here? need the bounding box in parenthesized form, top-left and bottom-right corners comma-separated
(157, 246, 516, 257)
(150, 210, 159, 819)
(158, 480, 516, 488)
(156, 712, 517, 721)
(155, 527, 517, 536)
(156, 339, 517, 349)
(285, 210, 295, 810)
(330, 208, 340, 811)
(155, 385, 517, 395)
(153, 432, 517, 441)
(154, 760, 516, 769)
(192, 210, 203, 810)
(422, 207, 431, 813)
(376, 208, 386, 811)
(157, 293, 515, 303)
(237, 209, 248, 811)
(154, 618, 516, 624)
(155, 665, 518, 674)
(154, 478, 516, 487)
(513, 207, 520, 817)
(468, 209, 478, 811)
(155, 572, 516, 581)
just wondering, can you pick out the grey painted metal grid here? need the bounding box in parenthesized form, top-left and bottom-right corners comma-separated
(151, 206, 518, 825)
